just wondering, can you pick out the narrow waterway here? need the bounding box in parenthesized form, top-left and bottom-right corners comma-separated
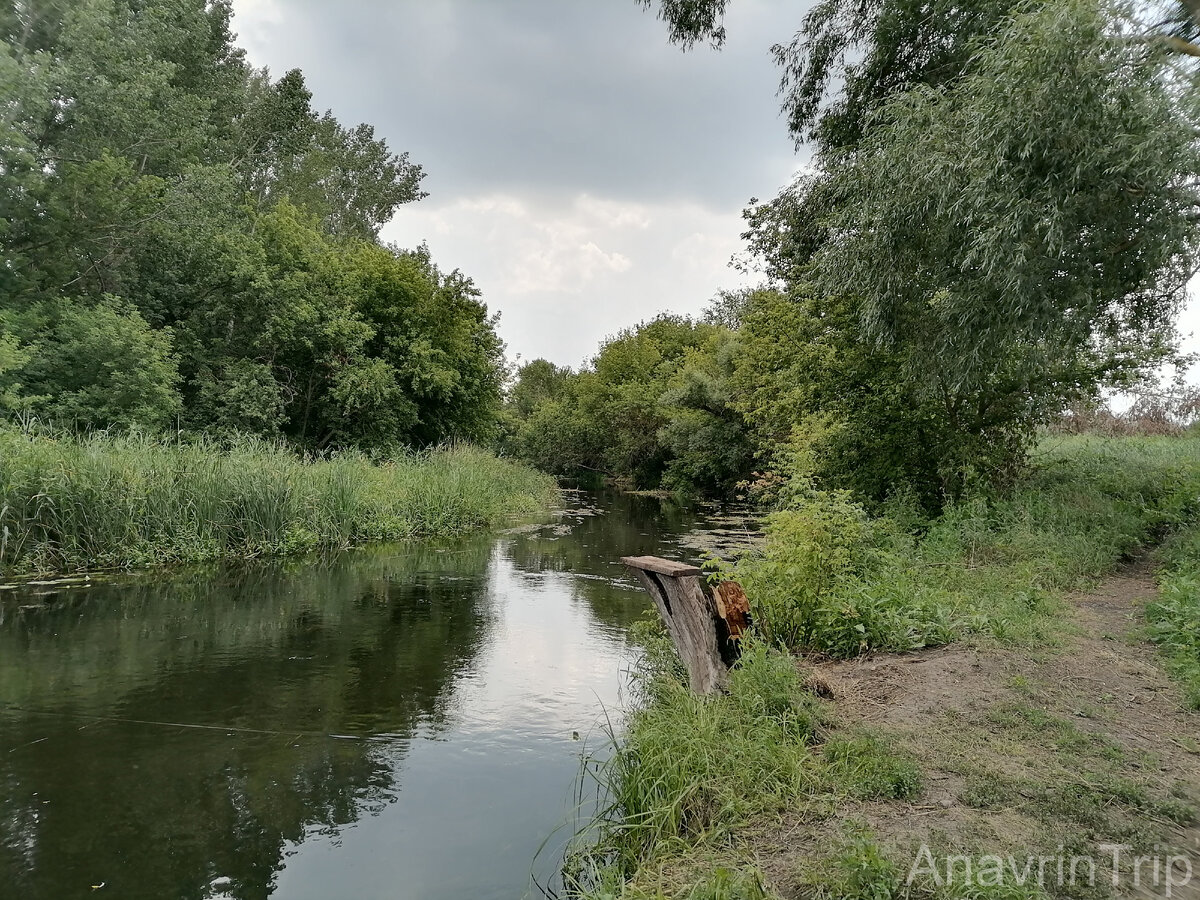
(0, 491, 754, 900)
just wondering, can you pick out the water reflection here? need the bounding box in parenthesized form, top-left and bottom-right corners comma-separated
(0, 491, 742, 899)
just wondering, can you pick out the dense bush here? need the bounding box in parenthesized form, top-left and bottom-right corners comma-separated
(503, 315, 754, 494)
(725, 435, 1200, 659)
(1150, 528, 1200, 708)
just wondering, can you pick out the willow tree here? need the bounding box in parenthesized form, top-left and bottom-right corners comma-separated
(810, 0, 1200, 490)
(641, 0, 1200, 502)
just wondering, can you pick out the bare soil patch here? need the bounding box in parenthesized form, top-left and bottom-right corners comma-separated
(750, 560, 1200, 899)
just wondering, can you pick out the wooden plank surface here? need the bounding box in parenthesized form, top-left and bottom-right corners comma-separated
(620, 555, 703, 578)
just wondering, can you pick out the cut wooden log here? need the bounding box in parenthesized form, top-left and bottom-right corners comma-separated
(713, 581, 752, 643)
(621, 555, 751, 694)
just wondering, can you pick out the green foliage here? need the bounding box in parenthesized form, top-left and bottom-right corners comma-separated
(648, 0, 1200, 506)
(816, 0, 1198, 418)
(0, 330, 29, 413)
(805, 832, 904, 900)
(821, 735, 922, 801)
(680, 869, 774, 900)
(504, 315, 754, 494)
(576, 865, 776, 900)
(1150, 528, 1200, 708)
(0, 427, 558, 574)
(772, 0, 1019, 150)
(566, 642, 823, 890)
(0, 0, 497, 451)
(571, 435, 1200, 899)
(5, 297, 182, 430)
(727, 435, 1200, 658)
(735, 487, 888, 654)
(635, 0, 730, 50)
(730, 289, 968, 509)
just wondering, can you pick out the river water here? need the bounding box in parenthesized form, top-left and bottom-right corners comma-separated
(0, 491, 753, 900)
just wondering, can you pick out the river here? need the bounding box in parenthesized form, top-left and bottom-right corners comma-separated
(0, 491, 754, 900)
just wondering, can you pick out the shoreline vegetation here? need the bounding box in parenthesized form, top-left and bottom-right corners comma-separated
(5, 1, 1200, 897)
(565, 433, 1200, 900)
(0, 428, 558, 576)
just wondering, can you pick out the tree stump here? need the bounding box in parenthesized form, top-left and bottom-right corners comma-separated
(621, 556, 751, 694)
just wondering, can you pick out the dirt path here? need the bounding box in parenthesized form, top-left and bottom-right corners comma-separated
(754, 561, 1200, 899)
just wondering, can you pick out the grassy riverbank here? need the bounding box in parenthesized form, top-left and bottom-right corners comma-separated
(569, 434, 1200, 899)
(0, 429, 558, 575)
(1150, 525, 1200, 709)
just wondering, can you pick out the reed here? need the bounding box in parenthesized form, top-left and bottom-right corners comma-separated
(0, 428, 559, 574)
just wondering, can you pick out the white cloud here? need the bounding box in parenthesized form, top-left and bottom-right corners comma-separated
(383, 192, 756, 367)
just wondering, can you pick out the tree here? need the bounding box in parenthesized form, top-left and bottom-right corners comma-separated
(640, 0, 1019, 149)
(636, 0, 729, 49)
(5, 297, 182, 430)
(239, 69, 426, 239)
(503, 316, 755, 492)
(657, 330, 754, 492)
(644, 0, 1200, 502)
(811, 0, 1199, 491)
(0, 0, 500, 452)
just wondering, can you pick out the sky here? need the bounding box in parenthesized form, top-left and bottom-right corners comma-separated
(228, 0, 1200, 376)
(229, 0, 799, 368)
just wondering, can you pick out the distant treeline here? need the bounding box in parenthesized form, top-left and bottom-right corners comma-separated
(1, 1, 503, 451)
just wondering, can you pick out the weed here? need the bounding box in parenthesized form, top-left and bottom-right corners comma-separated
(730, 435, 1200, 659)
(821, 735, 923, 801)
(565, 642, 825, 890)
(799, 830, 904, 900)
(1149, 528, 1200, 709)
(960, 772, 1016, 811)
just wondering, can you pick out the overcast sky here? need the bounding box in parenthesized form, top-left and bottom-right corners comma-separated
(229, 0, 1199, 376)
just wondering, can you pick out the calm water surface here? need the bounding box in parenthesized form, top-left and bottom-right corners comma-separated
(0, 492, 751, 900)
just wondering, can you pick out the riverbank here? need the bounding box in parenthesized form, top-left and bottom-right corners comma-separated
(569, 434, 1200, 899)
(0, 429, 558, 575)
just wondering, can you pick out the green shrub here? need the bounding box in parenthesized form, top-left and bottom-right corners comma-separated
(729, 435, 1200, 659)
(734, 489, 885, 654)
(1150, 528, 1200, 708)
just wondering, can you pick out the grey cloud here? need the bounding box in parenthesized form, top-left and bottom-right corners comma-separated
(234, 0, 804, 209)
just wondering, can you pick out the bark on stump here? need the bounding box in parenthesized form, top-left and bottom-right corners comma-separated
(620, 556, 751, 694)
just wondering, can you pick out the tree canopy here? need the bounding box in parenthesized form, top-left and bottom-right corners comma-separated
(612, 0, 1200, 504)
(0, 0, 502, 448)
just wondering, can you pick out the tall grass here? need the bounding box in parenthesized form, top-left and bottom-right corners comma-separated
(564, 643, 824, 894)
(1150, 527, 1200, 709)
(0, 428, 559, 574)
(564, 640, 921, 898)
